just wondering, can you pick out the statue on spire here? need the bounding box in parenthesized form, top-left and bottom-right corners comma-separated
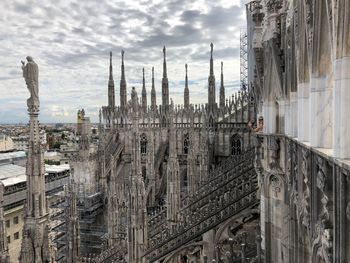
(210, 43, 213, 57)
(163, 46, 166, 58)
(131, 87, 138, 113)
(21, 56, 39, 111)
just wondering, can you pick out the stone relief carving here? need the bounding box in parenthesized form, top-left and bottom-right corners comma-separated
(305, 0, 314, 47)
(299, 149, 311, 233)
(266, 0, 283, 14)
(312, 222, 332, 263)
(270, 175, 281, 198)
(268, 136, 281, 171)
(316, 157, 330, 223)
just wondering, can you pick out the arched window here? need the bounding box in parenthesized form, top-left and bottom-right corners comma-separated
(183, 133, 189, 154)
(140, 134, 147, 154)
(231, 135, 242, 155)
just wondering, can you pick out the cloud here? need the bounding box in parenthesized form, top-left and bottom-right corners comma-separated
(0, 0, 246, 123)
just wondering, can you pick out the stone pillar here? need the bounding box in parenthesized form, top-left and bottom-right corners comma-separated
(333, 0, 350, 158)
(309, 77, 333, 148)
(333, 56, 350, 158)
(297, 83, 309, 142)
(262, 101, 277, 133)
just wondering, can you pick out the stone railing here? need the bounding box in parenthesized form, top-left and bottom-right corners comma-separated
(148, 207, 167, 238)
(181, 148, 255, 207)
(144, 151, 258, 262)
(79, 246, 127, 263)
(148, 149, 255, 239)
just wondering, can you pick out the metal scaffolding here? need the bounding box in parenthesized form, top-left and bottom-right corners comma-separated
(240, 28, 248, 91)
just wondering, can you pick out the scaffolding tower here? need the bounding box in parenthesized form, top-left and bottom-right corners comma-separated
(240, 28, 248, 91)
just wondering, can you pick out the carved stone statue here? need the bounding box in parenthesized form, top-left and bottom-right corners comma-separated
(21, 56, 39, 110)
(131, 87, 138, 112)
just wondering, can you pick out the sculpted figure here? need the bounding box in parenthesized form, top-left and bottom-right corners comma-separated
(131, 87, 138, 112)
(21, 56, 39, 108)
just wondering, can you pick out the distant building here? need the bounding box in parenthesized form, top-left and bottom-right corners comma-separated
(0, 135, 14, 152)
(0, 161, 70, 263)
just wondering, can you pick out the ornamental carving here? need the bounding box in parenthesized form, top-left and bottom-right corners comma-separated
(316, 157, 330, 223)
(266, 0, 283, 13)
(268, 136, 281, 171)
(300, 149, 311, 233)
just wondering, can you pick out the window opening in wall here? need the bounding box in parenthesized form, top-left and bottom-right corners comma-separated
(140, 134, 147, 154)
(183, 134, 189, 154)
(231, 135, 242, 155)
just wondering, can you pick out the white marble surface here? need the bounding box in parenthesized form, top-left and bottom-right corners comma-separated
(262, 102, 277, 134)
(290, 92, 298, 138)
(309, 76, 333, 148)
(333, 56, 350, 158)
(297, 83, 309, 142)
(278, 99, 287, 134)
(284, 100, 291, 136)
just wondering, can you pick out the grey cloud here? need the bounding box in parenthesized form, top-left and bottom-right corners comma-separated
(0, 0, 246, 123)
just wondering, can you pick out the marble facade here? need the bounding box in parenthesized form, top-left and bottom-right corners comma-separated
(247, 0, 350, 262)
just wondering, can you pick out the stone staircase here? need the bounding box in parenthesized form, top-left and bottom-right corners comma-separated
(144, 149, 258, 262)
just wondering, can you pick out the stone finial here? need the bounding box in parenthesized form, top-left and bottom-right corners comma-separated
(221, 61, 223, 74)
(185, 64, 188, 75)
(210, 43, 213, 56)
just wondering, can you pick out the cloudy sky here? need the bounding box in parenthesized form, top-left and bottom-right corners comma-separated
(0, 0, 248, 123)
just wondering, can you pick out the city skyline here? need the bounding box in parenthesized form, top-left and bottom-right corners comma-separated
(0, 0, 247, 124)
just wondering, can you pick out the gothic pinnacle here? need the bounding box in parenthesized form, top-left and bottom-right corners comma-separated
(162, 46, 169, 110)
(184, 64, 189, 109)
(108, 51, 115, 108)
(151, 66, 156, 110)
(109, 51, 113, 81)
(120, 49, 127, 110)
(210, 43, 214, 76)
(143, 68, 145, 85)
(163, 46, 167, 78)
(220, 61, 225, 108)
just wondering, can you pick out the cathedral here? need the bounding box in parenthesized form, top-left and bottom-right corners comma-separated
(1, 0, 350, 262)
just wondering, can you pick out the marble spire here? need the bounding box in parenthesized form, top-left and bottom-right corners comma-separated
(184, 64, 189, 109)
(166, 101, 180, 227)
(208, 43, 216, 110)
(65, 181, 80, 262)
(108, 51, 115, 108)
(151, 67, 156, 111)
(142, 68, 147, 112)
(20, 57, 51, 263)
(120, 50, 127, 112)
(128, 89, 147, 263)
(219, 61, 225, 108)
(162, 46, 169, 112)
